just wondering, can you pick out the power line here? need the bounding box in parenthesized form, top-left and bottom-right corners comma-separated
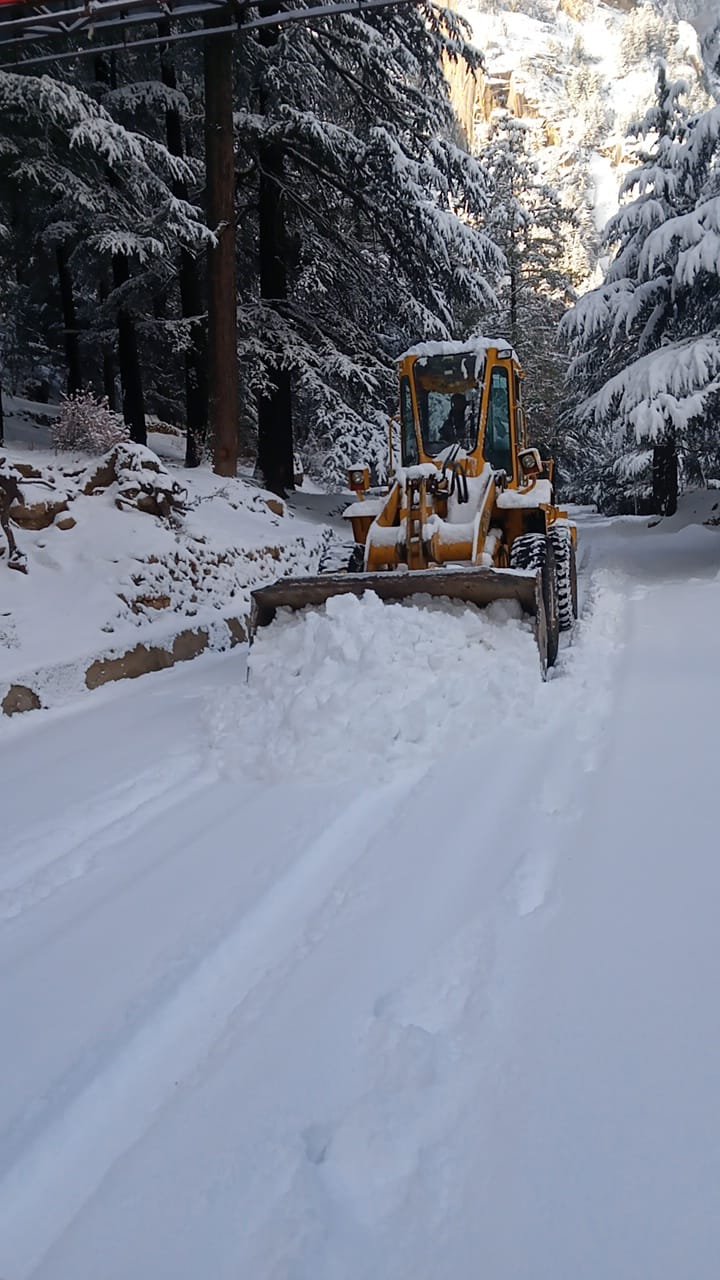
(0, 0, 422, 65)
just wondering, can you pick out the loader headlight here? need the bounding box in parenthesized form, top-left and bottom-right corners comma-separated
(519, 448, 542, 477)
(348, 464, 370, 493)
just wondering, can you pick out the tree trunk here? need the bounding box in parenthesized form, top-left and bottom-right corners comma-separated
(509, 261, 518, 349)
(653, 441, 678, 517)
(113, 254, 147, 446)
(204, 13, 239, 477)
(95, 54, 144, 438)
(509, 205, 518, 350)
(256, 11, 294, 497)
(256, 130, 294, 496)
(98, 276, 117, 410)
(103, 346, 116, 411)
(0, 378, 4, 445)
(56, 244, 83, 396)
(160, 23, 209, 468)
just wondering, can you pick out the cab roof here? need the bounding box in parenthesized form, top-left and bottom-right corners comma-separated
(398, 338, 520, 365)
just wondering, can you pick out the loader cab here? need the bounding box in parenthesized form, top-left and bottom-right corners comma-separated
(398, 342, 522, 484)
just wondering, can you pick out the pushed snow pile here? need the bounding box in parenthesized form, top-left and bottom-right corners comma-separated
(208, 591, 544, 782)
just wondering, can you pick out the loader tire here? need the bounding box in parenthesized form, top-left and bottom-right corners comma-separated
(347, 543, 365, 573)
(318, 540, 363, 574)
(510, 533, 560, 668)
(549, 523, 578, 632)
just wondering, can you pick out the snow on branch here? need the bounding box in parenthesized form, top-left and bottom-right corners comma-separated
(586, 333, 720, 440)
(102, 81, 190, 120)
(642, 198, 720, 285)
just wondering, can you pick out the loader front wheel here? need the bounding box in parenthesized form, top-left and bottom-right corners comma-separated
(510, 533, 560, 668)
(549, 524, 578, 631)
(347, 543, 365, 573)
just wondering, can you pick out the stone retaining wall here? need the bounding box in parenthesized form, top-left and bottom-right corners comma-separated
(1, 612, 248, 718)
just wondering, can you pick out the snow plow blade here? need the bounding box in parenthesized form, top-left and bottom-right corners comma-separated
(250, 567, 548, 672)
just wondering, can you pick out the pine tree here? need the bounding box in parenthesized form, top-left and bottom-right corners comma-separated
(0, 12, 504, 488)
(233, 3, 504, 492)
(473, 112, 576, 462)
(559, 65, 720, 513)
(0, 68, 208, 443)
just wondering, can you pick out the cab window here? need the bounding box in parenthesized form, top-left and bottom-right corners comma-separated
(485, 368, 513, 476)
(412, 355, 482, 458)
(400, 376, 419, 465)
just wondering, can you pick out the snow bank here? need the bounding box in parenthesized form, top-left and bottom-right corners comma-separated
(0, 439, 329, 707)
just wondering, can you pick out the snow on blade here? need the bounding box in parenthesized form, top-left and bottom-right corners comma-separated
(207, 590, 542, 783)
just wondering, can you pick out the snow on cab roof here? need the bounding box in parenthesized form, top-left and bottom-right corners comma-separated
(398, 337, 519, 363)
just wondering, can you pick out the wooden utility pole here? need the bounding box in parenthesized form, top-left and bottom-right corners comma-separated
(204, 9, 239, 477)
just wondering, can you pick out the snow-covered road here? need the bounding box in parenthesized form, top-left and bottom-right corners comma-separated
(2, 507, 720, 1279)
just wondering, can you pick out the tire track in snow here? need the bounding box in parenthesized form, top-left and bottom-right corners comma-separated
(1, 543, 630, 1279)
(0, 772, 419, 1280)
(294, 569, 630, 1257)
(0, 753, 212, 922)
(505, 566, 628, 922)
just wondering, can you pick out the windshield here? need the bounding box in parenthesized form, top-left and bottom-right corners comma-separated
(412, 354, 483, 457)
(485, 367, 513, 475)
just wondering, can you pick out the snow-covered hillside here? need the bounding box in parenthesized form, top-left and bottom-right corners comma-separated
(0, 409, 331, 711)
(460, 0, 713, 280)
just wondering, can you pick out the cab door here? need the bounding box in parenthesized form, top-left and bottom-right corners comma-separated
(482, 359, 517, 483)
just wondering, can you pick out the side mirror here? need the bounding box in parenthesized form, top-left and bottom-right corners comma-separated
(347, 464, 370, 497)
(517, 447, 543, 481)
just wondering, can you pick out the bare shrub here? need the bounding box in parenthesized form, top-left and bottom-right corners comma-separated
(52, 391, 129, 455)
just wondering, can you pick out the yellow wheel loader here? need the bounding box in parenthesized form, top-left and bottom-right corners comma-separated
(251, 340, 578, 673)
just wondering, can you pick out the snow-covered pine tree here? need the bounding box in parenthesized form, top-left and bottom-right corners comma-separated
(90, 47, 210, 464)
(701, 17, 720, 100)
(471, 111, 576, 464)
(1, 12, 503, 486)
(0, 201, 14, 442)
(233, 3, 504, 491)
(0, 69, 208, 444)
(559, 64, 720, 513)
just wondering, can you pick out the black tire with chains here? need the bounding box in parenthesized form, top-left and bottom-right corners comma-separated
(549, 523, 578, 632)
(347, 543, 365, 573)
(318, 540, 364, 573)
(510, 532, 560, 668)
